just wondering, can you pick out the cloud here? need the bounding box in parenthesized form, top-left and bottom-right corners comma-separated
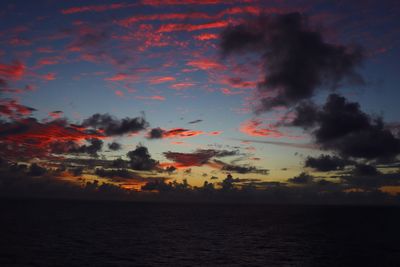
(95, 168, 140, 181)
(194, 33, 218, 41)
(290, 94, 400, 160)
(170, 82, 195, 90)
(188, 119, 203, 124)
(108, 142, 122, 151)
(127, 144, 159, 171)
(147, 127, 204, 139)
(68, 138, 103, 157)
(0, 117, 103, 160)
(235, 139, 316, 150)
(158, 21, 229, 33)
(149, 76, 176, 84)
(135, 95, 165, 101)
(187, 59, 225, 71)
(48, 110, 63, 119)
(163, 149, 240, 168)
(213, 159, 269, 174)
(305, 154, 351, 172)
(240, 118, 284, 137)
(82, 113, 149, 136)
(0, 99, 36, 118)
(288, 172, 314, 184)
(0, 61, 25, 80)
(61, 3, 133, 14)
(220, 13, 364, 111)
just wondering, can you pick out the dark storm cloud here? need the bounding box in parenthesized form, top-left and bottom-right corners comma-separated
(290, 94, 400, 160)
(305, 154, 351, 172)
(341, 171, 400, 189)
(288, 172, 314, 184)
(352, 164, 380, 176)
(82, 113, 149, 136)
(126, 144, 158, 171)
(108, 142, 122, 151)
(220, 13, 364, 110)
(214, 159, 269, 175)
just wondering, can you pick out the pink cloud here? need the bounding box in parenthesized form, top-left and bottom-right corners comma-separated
(61, 3, 134, 14)
(136, 95, 166, 101)
(240, 118, 284, 138)
(149, 76, 176, 84)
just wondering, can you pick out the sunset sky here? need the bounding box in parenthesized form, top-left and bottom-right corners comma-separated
(1, 0, 400, 199)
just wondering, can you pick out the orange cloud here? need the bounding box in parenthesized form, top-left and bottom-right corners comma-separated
(163, 128, 204, 138)
(240, 119, 284, 138)
(194, 33, 218, 41)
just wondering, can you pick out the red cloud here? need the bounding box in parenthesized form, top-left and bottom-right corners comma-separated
(208, 131, 223, 136)
(48, 111, 63, 119)
(0, 61, 25, 80)
(0, 118, 104, 160)
(0, 99, 36, 118)
(61, 3, 133, 14)
(117, 12, 212, 27)
(142, 0, 237, 6)
(240, 119, 284, 138)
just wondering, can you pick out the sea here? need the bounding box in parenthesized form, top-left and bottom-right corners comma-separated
(1, 199, 399, 266)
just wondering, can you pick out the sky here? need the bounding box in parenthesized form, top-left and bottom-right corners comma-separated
(1, 0, 400, 202)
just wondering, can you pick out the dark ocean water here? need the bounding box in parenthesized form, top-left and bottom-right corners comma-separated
(1, 199, 400, 267)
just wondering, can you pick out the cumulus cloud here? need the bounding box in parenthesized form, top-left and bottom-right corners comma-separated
(82, 113, 149, 136)
(126, 144, 158, 171)
(305, 154, 351, 172)
(290, 94, 400, 160)
(108, 142, 122, 151)
(220, 13, 364, 111)
(68, 138, 103, 157)
(287, 172, 314, 184)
